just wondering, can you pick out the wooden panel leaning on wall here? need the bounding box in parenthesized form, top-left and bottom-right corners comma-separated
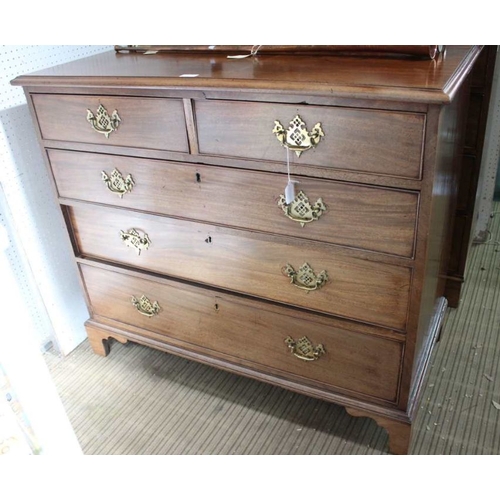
(12, 45, 484, 454)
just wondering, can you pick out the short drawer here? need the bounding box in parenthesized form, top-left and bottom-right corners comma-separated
(68, 204, 411, 330)
(49, 150, 419, 258)
(80, 263, 403, 403)
(195, 100, 425, 179)
(32, 94, 189, 152)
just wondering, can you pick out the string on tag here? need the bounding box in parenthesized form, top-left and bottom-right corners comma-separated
(287, 147, 291, 183)
(227, 45, 263, 59)
(284, 147, 299, 204)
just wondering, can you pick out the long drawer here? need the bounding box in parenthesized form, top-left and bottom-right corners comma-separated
(32, 94, 189, 152)
(80, 263, 403, 403)
(49, 150, 419, 257)
(68, 203, 411, 330)
(195, 100, 425, 179)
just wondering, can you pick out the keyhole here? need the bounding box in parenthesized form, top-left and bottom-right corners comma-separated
(214, 303, 219, 311)
(205, 236, 212, 244)
(196, 173, 201, 183)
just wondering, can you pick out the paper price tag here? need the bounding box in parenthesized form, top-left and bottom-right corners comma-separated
(285, 180, 299, 204)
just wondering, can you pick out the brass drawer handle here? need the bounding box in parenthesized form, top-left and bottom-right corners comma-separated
(131, 295, 160, 317)
(285, 336, 325, 362)
(278, 190, 327, 227)
(120, 228, 151, 255)
(272, 114, 324, 157)
(86, 104, 121, 138)
(101, 169, 135, 198)
(283, 263, 328, 292)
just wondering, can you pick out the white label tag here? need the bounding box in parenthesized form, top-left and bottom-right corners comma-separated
(285, 180, 298, 204)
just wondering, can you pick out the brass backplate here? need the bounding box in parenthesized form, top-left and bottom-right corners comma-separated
(278, 190, 327, 226)
(120, 228, 151, 255)
(283, 262, 328, 292)
(272, 115, 324, 157)
(102, 169, 134, 198)
(86, 104, 121, 138)
(131, 295, 160, 317)
(284, 335, 325, 361)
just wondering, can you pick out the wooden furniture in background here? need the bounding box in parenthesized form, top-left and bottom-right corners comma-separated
(12, 46, 483, 454)
(445, 45, 497, 307)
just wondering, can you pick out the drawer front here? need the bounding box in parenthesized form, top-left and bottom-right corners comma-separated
(32, 94, 189, 152)
(195, 100, 425, 179)
(81, 263, 403, 403)
(49, 150, 418, 258)
(69, 204, 411, 330)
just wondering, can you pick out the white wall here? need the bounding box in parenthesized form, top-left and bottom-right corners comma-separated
(0, 45, 114, 456)
(0, 185, 82, 455)
(0, 45, 112, 354)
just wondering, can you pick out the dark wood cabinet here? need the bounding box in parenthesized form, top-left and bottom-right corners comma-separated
(12, 46, 484, 454)
(445, 46, 497, 307)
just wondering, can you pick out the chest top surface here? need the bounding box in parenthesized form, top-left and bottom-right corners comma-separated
(12, 46, 480, 104)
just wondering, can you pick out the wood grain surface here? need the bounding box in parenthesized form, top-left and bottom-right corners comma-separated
(32, 94, 189, 152)
(195, 100, 425, 179)
(68, 203, 412, 330)
(81, 263, 403, 402)
(12, 46, 480, 104)
(49, 149, 419, 257)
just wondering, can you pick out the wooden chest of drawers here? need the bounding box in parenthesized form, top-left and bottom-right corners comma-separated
(13, 46, 482, 454)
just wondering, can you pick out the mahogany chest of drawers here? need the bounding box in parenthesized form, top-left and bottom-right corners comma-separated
(13, 46, 483, 454)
